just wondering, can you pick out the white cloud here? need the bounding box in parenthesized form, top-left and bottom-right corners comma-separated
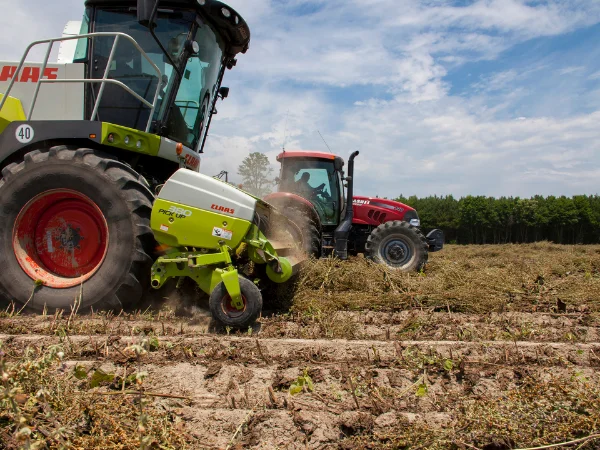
(558, 66, 586, 75)
(472, 69, 519, 92)
(588, 70, 600, 80)
(0, 0, 82, 61)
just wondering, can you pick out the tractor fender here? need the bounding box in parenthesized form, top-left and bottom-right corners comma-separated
(0, 120, 102, 169)
(352, 197, 418, 227)
(0, 120, 181, 179)
(263, 192, 322, 231)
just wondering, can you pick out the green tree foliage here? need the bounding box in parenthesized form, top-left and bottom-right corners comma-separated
(237, 152, 273, 197)
(395, 194, 600, 244)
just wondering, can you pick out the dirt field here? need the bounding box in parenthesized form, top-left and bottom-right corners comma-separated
(1, 243, 600, 449)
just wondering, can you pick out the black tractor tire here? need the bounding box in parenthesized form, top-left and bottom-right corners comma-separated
(284, 207, 321, 258)
(365, 221, 428, 272)
(209, 276, 263, 328)
(0, 146, 155, 312)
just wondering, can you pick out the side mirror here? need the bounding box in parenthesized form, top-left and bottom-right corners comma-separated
(334, 157, 344, 172)
(219, 87, 230, 99)
(138, 0, 158, 28)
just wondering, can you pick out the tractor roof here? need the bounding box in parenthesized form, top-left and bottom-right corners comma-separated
(85, 0, 250, 56)
(277, 151, 340, 162)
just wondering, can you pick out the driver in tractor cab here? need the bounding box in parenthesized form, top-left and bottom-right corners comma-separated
(296, 172, 317, 197)
(296, 172, 314, 197)
(295, 171, 336, 220)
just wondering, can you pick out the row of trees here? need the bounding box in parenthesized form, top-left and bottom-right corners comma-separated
(396, 194, 600, 245)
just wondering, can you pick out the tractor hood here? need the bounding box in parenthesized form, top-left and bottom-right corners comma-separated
(352, 196, 421, 227)
(352, 196, 415, 214)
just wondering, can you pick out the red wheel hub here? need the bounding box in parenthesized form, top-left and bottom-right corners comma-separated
(13, 189, 109, 288)
(222, 294, 247, 317)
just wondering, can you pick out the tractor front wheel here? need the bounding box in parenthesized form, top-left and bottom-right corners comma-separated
(365, 221, 428, 272)
(0, 146, 155, 311)
(209, 277, 263, 328)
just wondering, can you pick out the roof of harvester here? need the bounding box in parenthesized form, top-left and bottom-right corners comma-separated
(85, 0, 250, 55)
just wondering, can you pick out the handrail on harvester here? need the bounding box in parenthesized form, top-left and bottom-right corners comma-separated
(0, 32, 163, 133)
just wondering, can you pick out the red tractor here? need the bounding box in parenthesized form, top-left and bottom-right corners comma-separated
(264, 151, 444, 271)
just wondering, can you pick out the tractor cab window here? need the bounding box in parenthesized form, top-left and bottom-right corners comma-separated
(90, 8, 222, 149)
(282, 159, 341, 226)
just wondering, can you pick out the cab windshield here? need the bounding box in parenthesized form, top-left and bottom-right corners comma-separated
(281, 159, 341, 225)
(91, 8, 224, 149)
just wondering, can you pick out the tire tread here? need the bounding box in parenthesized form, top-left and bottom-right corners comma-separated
(0, 145, 156, 311)
(365, 220, 428, 271)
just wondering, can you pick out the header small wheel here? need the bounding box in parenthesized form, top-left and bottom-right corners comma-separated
(209, 276, 263, 328)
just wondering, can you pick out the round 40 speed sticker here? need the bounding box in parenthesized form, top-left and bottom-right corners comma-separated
(15, 124, 34, 144)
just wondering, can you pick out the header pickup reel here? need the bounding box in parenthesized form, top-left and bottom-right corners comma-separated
(149, 169, 304, 328)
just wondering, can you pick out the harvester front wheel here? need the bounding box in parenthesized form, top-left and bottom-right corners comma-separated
(209, 277, 263, 328)
(0, 146, 155, 312)
(365, 221, 428, 272)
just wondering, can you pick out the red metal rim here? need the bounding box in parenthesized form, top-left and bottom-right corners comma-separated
(221, 294, 247, 318)
(13, 189, 109, 288)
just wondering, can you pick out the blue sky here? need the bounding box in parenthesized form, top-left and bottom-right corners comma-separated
(2, 0, 600, 198)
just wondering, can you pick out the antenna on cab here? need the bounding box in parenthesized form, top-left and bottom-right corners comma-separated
(282, 109, 289, 152)
(317, 130, 333, 154)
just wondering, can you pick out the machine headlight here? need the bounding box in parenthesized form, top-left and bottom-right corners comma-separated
(183, 39, 200, 55)
(409, 218, 421, 227)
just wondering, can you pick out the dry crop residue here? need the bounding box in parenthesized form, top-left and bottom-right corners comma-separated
(1, 243, 600, 449)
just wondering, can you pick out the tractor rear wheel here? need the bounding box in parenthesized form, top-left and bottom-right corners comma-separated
(0, 146, 155, 312)
(365, 221, 428, 272)
(285, 207, 320, 258)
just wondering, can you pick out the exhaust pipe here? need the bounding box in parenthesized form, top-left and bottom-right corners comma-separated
(334, 151, 359, 260)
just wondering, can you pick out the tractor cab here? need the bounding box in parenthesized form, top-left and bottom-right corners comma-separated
(276, 151, 346, 227)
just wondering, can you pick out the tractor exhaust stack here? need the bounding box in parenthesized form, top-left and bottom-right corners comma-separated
(334, 150, 359, 260)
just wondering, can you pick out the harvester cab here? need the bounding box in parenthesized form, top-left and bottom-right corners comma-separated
(266, 150, 445, 272)
(0, 0, 249, 180)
